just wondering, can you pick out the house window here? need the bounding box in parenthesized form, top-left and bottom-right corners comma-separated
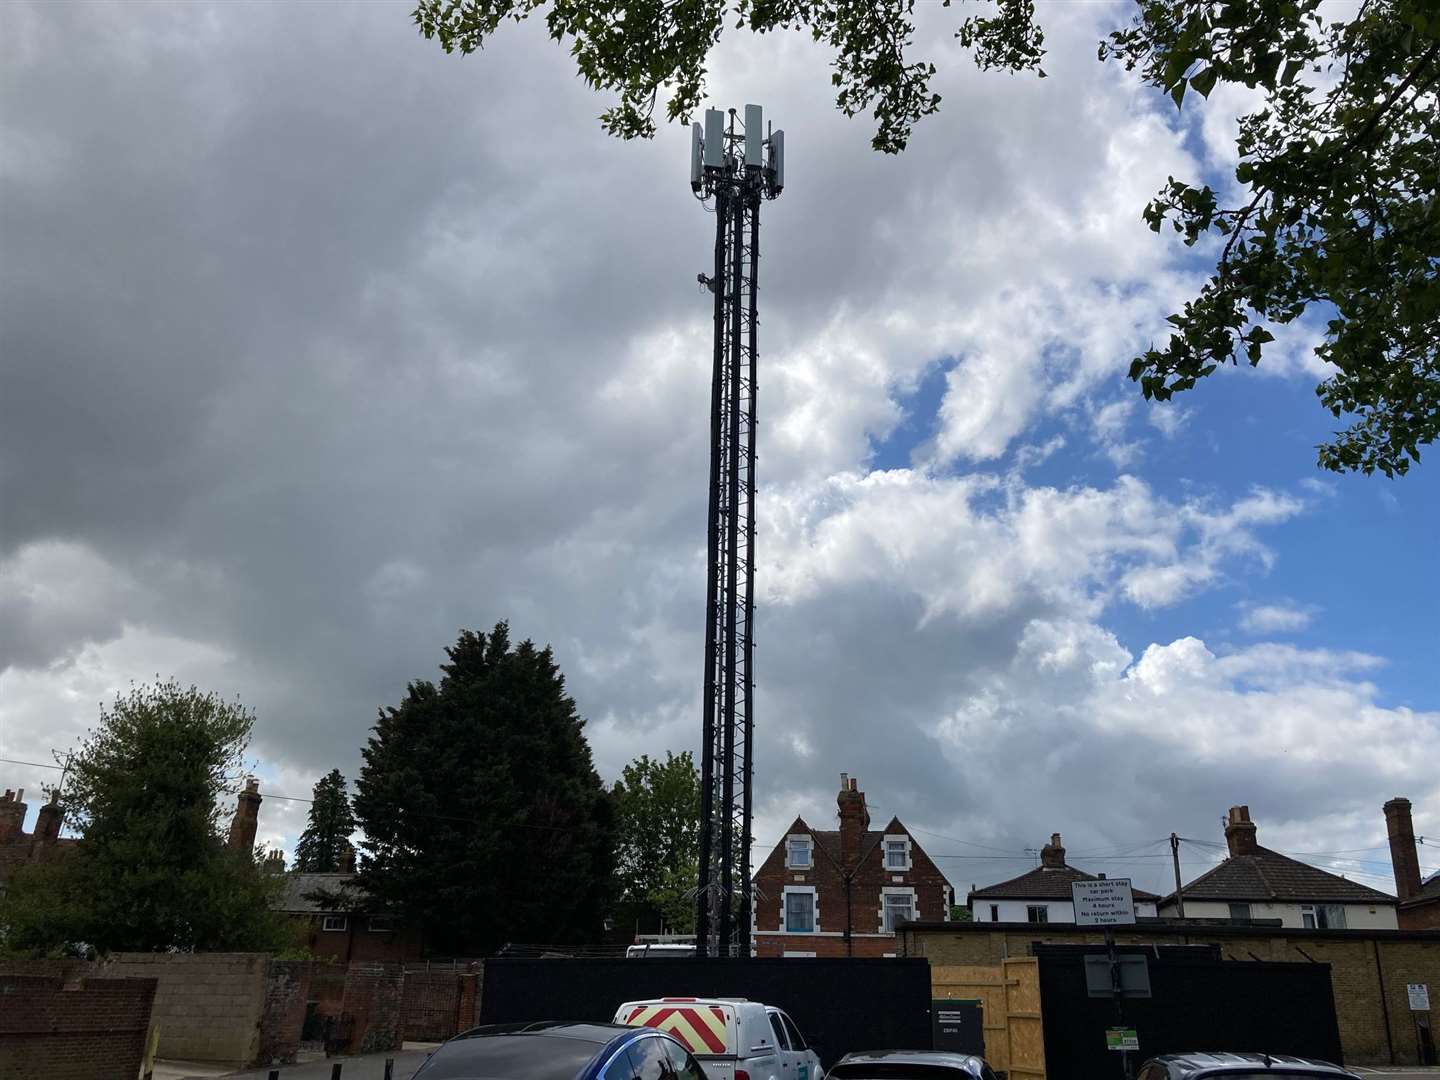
(884, 835, 912, 871)
(786, 836, 813, 869)
(1301, 904, 1347, 929)
(369, 916, 396, 933)
(1228, 903, 1252, 922)
(321, 915, 348, 932)
(990, 904, 1000, 922)
(882, 892, 915, 932)
(1026, 905, 1048, 924)
(785, 890, 815, 932)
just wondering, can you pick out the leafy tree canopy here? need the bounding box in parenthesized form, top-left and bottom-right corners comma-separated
(295, 768, 358, 874)
(413, 0, 1440, 477)
(353, 622, 615, 956)
(0, 679, 288, 955)
(613, 751, 701, 933)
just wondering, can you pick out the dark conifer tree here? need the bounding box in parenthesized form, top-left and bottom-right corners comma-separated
(354, 623, 615, 955)
(294, 769, 357, 873)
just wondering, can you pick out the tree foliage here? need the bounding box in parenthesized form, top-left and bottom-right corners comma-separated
(0, 680, 288, 955)
(295, 768, 358, 873)
(412, 0, 1440, 476)
(612, 751, 701, 933)
(353, 623, 615, 956)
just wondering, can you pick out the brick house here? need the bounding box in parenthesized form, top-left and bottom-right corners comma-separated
(1385, 796, 1440, 930)
(275, 871, 426, 963)
(750, 774, 953, 957)
(968, 833, 1160, 922)
(1156, 805, 1400, 929)
(0, 788, 77, 890)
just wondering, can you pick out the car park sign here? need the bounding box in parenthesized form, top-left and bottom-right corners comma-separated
(1071, 878, 1137, 926)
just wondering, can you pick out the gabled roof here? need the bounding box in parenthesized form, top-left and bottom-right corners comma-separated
(759, 815, 928, 878)
(273, 872, 370, 914)
(1162, 846, 1396, 906)
(969, 864, 1160, 902)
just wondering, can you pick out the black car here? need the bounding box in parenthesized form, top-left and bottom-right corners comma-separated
(413, 1021, 710, 1080)
(1135, 1053, 1362, 1080)
(827, 1050, 997, 1080)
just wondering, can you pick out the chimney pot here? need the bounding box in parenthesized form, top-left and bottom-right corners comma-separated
(840, 772, 849, 791)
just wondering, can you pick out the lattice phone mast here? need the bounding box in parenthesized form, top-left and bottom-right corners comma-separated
(690, 105, 784, 959)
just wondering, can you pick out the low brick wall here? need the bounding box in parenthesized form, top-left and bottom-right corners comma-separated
(0, 973, 157, 1080)
(100, 952, 268, 1065)
(341, 962, 406, 1054)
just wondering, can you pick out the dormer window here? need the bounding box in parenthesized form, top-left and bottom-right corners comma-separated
(786, 836, 813, 869)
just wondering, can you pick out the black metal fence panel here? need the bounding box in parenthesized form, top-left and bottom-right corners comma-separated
(480, 957, 933, 1067)
(1034, 945, 1344, 1079)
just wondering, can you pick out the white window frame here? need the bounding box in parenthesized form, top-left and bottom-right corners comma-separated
(883, 834, 913, 872)
(881, 886, 917, 933)
(786, 835, 813, 870)
(782, 886, 817, 933)
(369, 915, 397, 933)
(782, 951, 816, 958)
(321, 915, 348, 932)
(1301, 903, 1347, 929)
(1025, 904, 1049, 924)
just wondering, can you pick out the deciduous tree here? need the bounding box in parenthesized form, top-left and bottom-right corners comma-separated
(0, 680, 287, 954)
(613, 751, 701, 933)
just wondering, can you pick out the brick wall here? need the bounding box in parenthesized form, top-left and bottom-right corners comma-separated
(0, 974, 157, 1080)
(401, 963, 483, 1040)
(100, 952, 268, 1065)
(900, 923, 1440, 1067)
(340, 962, 406, 1054)
(1400, 899, 1440, 930)
(254, 960, 311, 1066)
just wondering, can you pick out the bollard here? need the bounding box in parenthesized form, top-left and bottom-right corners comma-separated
(269, 1073, 279, 1080)
(332, 1064, 343, 1080)
(385, 1060, 394, 1080)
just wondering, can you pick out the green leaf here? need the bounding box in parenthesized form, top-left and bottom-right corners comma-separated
(1171, 80, 1186, 109)
(1190, 66, 1218, 97)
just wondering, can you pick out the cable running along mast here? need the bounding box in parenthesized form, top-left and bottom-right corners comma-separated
(690, 106, 784, 959)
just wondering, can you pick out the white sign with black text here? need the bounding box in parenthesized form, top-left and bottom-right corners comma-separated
(1408, 983, 1430, 1012)
(1071, 878, 1138, 926)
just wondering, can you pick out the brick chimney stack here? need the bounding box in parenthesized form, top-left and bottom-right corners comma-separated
(1225, 805, 1259, 857)
(340, 842, 357, 874)
(228, 778, 262, 853)
(1040, 832, 1066, 869)
(262, 849, 287, 874)
(837, 773, 870, 872)
(33, 793, 63, 848)
(0, 789, 28, 845)
(1384, 796, 1421, 900)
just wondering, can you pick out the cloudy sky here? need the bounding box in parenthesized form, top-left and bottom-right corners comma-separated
(3, 0, 1437, 902)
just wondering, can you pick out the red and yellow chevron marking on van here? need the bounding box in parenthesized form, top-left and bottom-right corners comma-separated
(623, 1002, 732, 1055)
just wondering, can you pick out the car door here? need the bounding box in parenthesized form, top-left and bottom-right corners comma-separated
(766, 1009, 796, 1080)
(776, 1011, 820, 1080)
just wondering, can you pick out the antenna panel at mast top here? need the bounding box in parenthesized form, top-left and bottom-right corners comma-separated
(690, 123, 704, 192)
(744, 104, 763, 168)
(704, 109, 726, 169)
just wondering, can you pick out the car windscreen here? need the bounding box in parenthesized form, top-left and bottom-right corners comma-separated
(827, 1063, 972, 1080)
(416, 1033, 606, 1080)
(1199, 1074, 1354, 1080)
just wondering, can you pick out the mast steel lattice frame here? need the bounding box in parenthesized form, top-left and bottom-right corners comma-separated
(692, 108, 783, 959)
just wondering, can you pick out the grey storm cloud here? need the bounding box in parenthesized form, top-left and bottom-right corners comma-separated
(3, 0, 1436, 899)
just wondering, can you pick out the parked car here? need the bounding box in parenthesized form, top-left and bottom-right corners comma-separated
(614, 997, 823, 1080)
(1135, 1053, 1362, 1079)
(827, 1050, 996, 1080)
(412, 1021, 709, 1080)
(626, 944, 698, 958)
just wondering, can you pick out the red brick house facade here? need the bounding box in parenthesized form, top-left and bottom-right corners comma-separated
(751, 774, 953, 957)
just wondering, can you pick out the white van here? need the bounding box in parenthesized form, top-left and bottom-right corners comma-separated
(614, 998, 823, 1080)
(626, 944, 698, 958)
